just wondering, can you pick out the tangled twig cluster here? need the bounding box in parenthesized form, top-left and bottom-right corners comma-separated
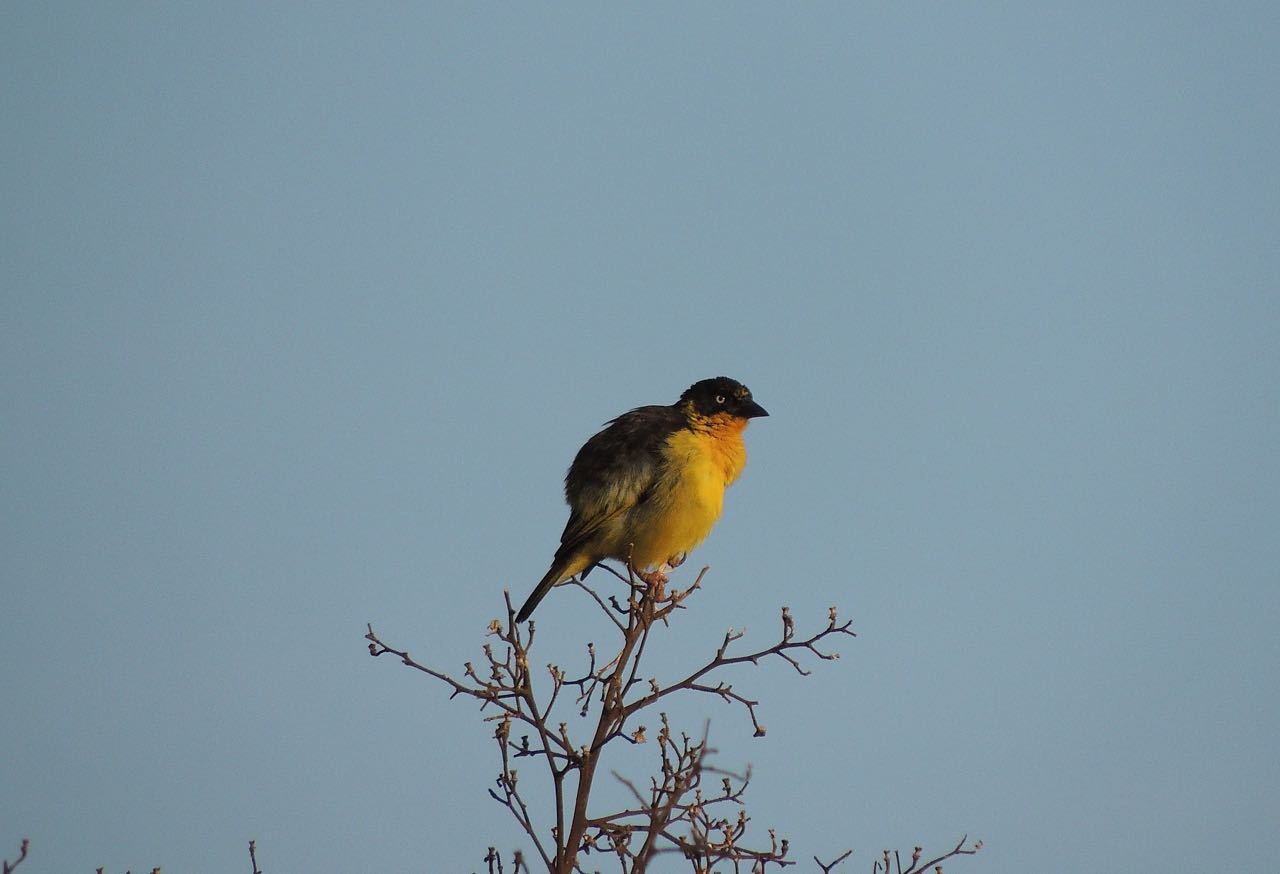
(367, 565, 978, 874)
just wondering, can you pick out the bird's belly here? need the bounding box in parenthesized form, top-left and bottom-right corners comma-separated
(627, 458, 724, 569)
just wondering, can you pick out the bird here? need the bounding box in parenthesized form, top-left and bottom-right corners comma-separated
(516, 376, 768, 622)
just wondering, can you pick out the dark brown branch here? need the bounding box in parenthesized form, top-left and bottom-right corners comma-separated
(490, 717, 555, 871)
(814, 848, 852, 872)
(621, 605, 855, 734)
(2, 839, 29, 874)
(366, 564, 976, 874)
(564, 577, 627, 633)
(873, 837, 983, 874)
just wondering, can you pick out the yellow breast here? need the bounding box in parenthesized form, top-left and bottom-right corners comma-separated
(627, 414, 749, 569)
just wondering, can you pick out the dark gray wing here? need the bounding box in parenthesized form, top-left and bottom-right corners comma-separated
(553, 404, 682, 562)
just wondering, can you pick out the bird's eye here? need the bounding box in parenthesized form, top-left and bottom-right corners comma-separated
(715, 395, 726, 404)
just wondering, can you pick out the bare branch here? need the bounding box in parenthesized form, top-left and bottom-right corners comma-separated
(2, 839, 29, 874)
(873, 838, 983, 874)
(814, 848, 852, 873)
(564, 577, 627, 633)
(366, 564, 978, 874)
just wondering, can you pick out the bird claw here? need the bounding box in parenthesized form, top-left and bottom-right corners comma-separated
(633, 567, 669, 586)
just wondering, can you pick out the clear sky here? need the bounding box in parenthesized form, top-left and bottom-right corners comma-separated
(3, 4, 1277, 872)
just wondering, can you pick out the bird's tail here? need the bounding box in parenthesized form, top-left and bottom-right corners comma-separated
(515, 561, 569, 623)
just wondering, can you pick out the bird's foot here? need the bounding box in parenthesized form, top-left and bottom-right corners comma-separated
(666, 553, 687, 570)
(633, 566, 669, 586)
(632, 567, 670, 606)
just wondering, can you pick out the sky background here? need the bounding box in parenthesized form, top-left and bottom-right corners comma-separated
(3, 3, 1278, 872)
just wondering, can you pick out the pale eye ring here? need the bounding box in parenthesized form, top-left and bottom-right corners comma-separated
(715, 394, 726, 404)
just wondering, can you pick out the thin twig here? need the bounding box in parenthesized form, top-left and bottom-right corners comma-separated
(815, 848, 853, 872)
(2, 840, 29, 874)
(564, 577, 627, 632)
(365, 566, 978, 874)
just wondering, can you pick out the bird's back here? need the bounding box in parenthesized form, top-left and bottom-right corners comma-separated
(564, 405, 679, 514)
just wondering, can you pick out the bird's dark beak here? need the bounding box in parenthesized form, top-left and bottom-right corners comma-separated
(741, 399, 769, 419)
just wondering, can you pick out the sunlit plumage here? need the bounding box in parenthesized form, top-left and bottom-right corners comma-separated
(516, 377, 768, 622)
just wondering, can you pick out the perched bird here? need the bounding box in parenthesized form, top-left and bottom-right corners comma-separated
(516, 376, 768, 622)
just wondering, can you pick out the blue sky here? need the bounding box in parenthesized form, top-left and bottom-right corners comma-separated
(3, 4, 1277, 872)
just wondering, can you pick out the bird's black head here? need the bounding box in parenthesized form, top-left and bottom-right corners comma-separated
(678, 376, 769, 419)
